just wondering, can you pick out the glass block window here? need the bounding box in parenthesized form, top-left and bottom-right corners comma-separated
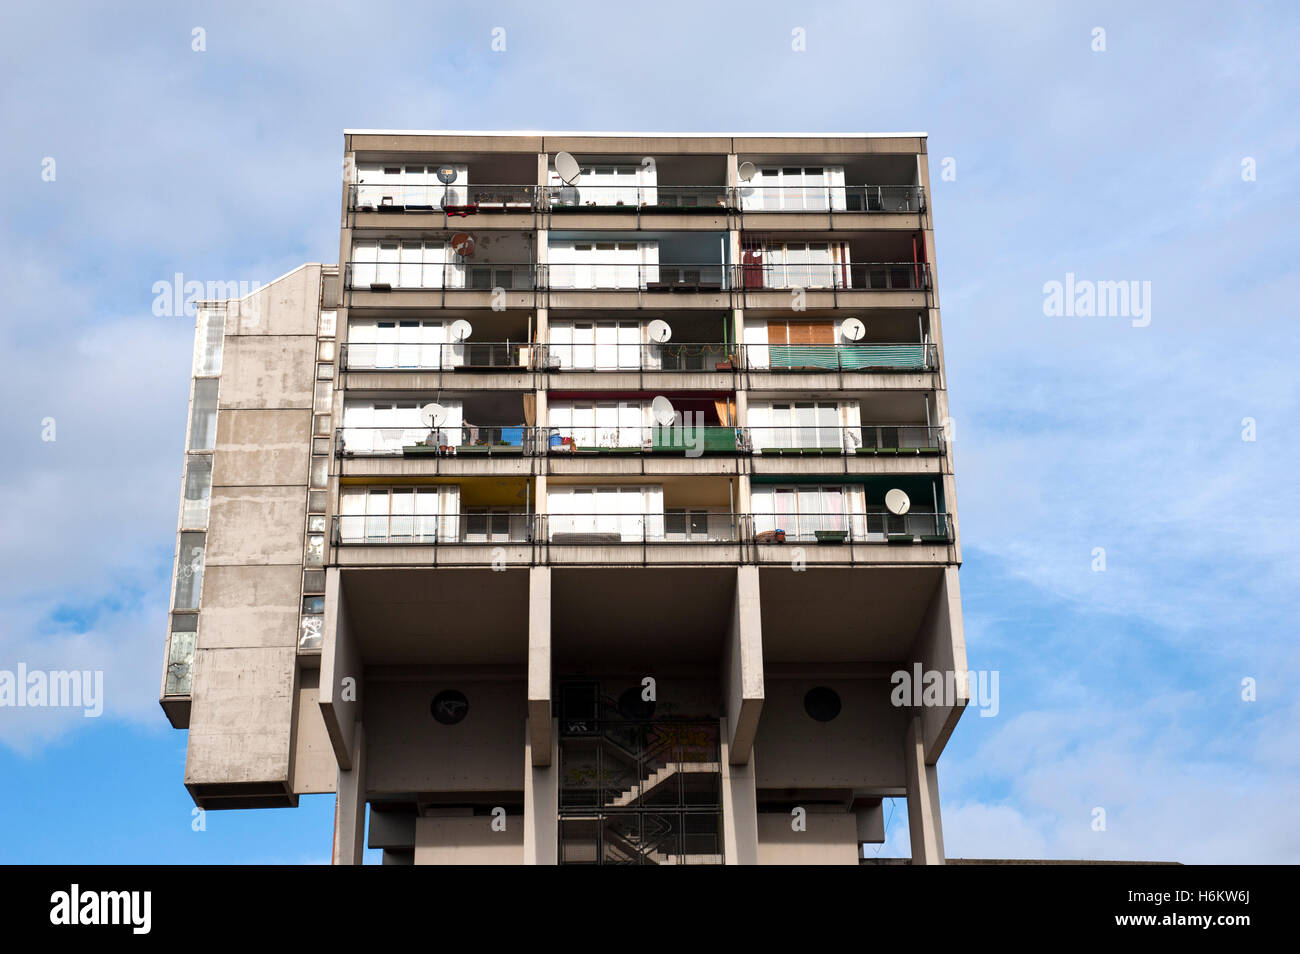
(303, 569, 326, 594)
(305, 534, 325, 567)
(192, 306, 225, 376)
(188, 379, 218, 451)
(302, 595, 325, 614)
(180, 455, 213, 528)
(310, 458, 329, 489)
(165, 615, 199, 695)
(299, 615, 324, 651)
(318, 340, 336, 362)
(318, 310, 337, 337)
(173, 532, 206, 610)
(308, 491, 327, 513)
(314, 381, 332, 413)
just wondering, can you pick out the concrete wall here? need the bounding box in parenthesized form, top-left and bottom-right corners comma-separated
(754, 678, 908, 790)
(183, 265, 321, 807)
(365, 677, 526, 794)
(414, 815, 524, 864)
(757, 813, 859, 865)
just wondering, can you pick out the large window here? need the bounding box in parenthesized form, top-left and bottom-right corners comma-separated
(351, 239, 449, 289)
(548, 401, 646, 448)
(744, 165, 846, 211)
(180, 455, 213, 528)
(548, 241, 658, 290)
(749, 402, 846, 451)
(752, 485, 855, 541)
(548, 319, 641, 369)
(347, 318, 460, 369)
(173, 532, 206, 610)
(547, 485, 664, 542)
(355, 162, 468, 209)
(188, 379, 218, 451)
(338, 486, 461, 544)
(341, 400, 463, 455)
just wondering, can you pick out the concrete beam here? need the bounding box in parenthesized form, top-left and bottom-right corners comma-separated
(320, 568, 362, 769)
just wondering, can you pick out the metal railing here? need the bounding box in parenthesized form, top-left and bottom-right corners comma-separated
(740, 342, 937, 372)
(345, 261, 537, 291)
(350, 182, 536, 212)
(539, 341, 731, 371)
(332, 511, 531, 546)
(340, 341, 527, 371)
(545, 184, 730, 210)
(546, 262, 728, 292)
(751, 511, 952, 543)
(330, 511, 954, 548)
(335, 424, 944, 458)
(336, 425, 530, 457)
(348, 182, 924, 215)
(737, 260, 929, 291)
(748, 424, 945, 454)
(737, 183, 925, 213)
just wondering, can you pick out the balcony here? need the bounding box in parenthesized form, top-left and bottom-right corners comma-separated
(345, 260, 537, 292)
(740, 342, 936, 372)
(340, 341, 529, 371)
(738, 183, 924, 214)
(737, 260, 929, 292)
(329, 511, 954, 567)
(350, 182, 537, 214)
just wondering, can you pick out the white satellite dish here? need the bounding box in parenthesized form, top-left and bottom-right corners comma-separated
(841, 317, 866, 341)
(449, 319, 473, 341)
(420, 403, 448, 427)
(737, 161, 757, 182)
(554, 151, 582, 185)
(650, 395, 676, 426)
(885, 489, 911, 516)
(646, 319, 672, 343)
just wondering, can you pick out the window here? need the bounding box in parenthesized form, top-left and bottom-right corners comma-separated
(752, 485, 852, 541)
(188, 379, 218, 451)
(165, 615, 198, 695)
(192, 306, 225, 375)
(338, 486, 460, 543)
(546, 485, 663, 541)
(747, 165, 846, 211)
(180, 455, 212, 528)
(173, 532, 205, 610)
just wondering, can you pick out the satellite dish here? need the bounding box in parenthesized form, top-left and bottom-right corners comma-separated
(554, 151, 581, 185)
(646, 319, 672, 343)
(450, 232, 475, 257)
(449, 319, 473, 342)
(435, 165, 458, 184)
(885, 489, 911, 516)
(737, 161, 757, 182)
(420, 403, 448, 427)
(650, 395, 676, 426)
(841, 317, 866, 342)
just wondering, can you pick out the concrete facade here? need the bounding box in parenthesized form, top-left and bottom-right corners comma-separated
(161, 131, 966, 863)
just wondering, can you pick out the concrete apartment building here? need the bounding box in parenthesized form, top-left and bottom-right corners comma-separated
(161, 130, 967, 865)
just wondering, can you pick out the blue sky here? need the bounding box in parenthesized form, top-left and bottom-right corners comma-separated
(1, 1, 1298, 863)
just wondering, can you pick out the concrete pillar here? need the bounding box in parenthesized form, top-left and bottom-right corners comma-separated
(903, 715, 945, 865)
(527, 566, 551, 765)
(722, 566, 764, 763)
(332, 721, 366, 865)
(720, 718, 758, 864)
(523, 717, 559, 864)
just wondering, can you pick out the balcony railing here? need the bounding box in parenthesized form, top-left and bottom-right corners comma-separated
(350, 183, 536, 213)
(748, 425, 944, 455)
(340, 341, 527, 371)
(738, 184, 925, 213)
(336, 424, 945, 458)
(344, 261, 928, 293)
(330, 512, 954, 549)
(336, 425, 530, 458)
(347, 183, 925, 215)
(345, 261, 537, 291)
(737, 261, 929, 291)
(741, 342, 937, 372)
(751, 511, 952, 544)
(540, 341, 731, 371)
(545, 184, 730, 210)
(547, 262, 728, 292)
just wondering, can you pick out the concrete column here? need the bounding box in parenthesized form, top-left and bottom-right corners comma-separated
(720, 718, 758, 864)
(332, 721, 366, 865)
(523, 717, 559, 864)
(722, 566, 764, 763)
(903, 715, 945, 865)
(527, 566, 551, 765)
